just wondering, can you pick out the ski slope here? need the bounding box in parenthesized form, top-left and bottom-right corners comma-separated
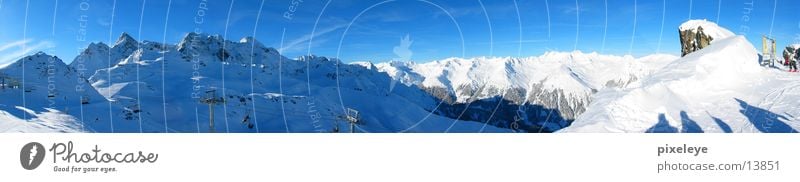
(0, 107, 85, 133)
(562, 36, 799, 133)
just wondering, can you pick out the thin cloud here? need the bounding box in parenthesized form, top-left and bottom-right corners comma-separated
(432, 3, 517, 19)
(563, 4, 590, 14)
(278, 24, 347, 54)
(363, 10, 416, 22)
(468, 39, 551, 46)
(0, 40, 56, 66)
(432, 6, 484, 19)
(0, 39, 32, 52)
(97, 18, 111, 27)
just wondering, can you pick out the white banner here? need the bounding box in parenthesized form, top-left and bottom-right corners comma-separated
(1, 134, 797, 182)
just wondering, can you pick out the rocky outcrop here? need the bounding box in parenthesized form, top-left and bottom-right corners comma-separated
(679, 20, 734, 57)
(679, 26, 714, 57)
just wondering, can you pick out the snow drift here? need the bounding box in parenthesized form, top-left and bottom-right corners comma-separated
(679, 19, 735, 41)
(562, 35, 799, 133)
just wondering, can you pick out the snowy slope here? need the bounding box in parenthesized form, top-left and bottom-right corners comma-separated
(0, 107, 85, 133)
(561, 35, 799, 133)
(0, 33, 510, 133)
(0, 52, 120, 132)
(81, 33, 509, 133)
(375, 52, 678, 125)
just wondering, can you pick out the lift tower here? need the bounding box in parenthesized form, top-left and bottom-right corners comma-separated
(345, 108, 360, 133)
(200, 90, 224, 133)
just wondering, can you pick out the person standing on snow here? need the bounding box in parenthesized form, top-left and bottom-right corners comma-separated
(784, 49, 791, 66)
(792, 49, 800, 72)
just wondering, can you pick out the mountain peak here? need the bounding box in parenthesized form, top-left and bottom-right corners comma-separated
(33, 51, 49, 56)
(89, 42, 109, 48)
(177, 32, 220, 51)
(239, 36, 264, 48)
(27, 51, 60, 62)
(2, 51, 65, 70)
(180, 32, 207, 42)
(115, 32, 137, 46)
(86, 42, 111, 52)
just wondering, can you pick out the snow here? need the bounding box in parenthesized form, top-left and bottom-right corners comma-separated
(349, 61, 376, 70)
(0, 107, 86, 133)
(69, 33, 140, 79)
(65, 33, 513, 133)
(562, 35, 799, 133)
(3, 25, 796, 133)
(376, 52, 679, 103)
(2, 33, 682, 133)
(0, 52, 115, 132)
(679, 19, 735, 42)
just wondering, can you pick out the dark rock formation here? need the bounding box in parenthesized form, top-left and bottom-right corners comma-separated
(679, 26, 714, 57)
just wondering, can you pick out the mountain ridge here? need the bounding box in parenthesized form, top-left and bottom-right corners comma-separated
(5, 25, 793, 133)
(0, 32, 680, 133)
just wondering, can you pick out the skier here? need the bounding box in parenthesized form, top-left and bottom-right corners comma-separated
(792, 49, 799, 72)
(785, 53, 791, 67)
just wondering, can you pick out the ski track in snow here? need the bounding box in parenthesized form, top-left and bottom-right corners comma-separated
(755, 71, 800, 130)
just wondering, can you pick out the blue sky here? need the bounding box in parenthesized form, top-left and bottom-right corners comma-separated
(0, 0, 798, 64)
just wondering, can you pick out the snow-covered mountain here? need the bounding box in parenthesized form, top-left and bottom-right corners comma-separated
(70, 33, 140, 78)
(375, 52, 678, 131)
(2, 19, 797, 133)
(562, 28, 799, 133)
(4, 32, 679, 133)
(61, 33, 510, 133)
(0, 52, 114, 132)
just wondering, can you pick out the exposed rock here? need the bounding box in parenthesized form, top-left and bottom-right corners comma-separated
(421, 80, 592, 132)
(680, 26, 713, 56)
(679, 20, 734, 57)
